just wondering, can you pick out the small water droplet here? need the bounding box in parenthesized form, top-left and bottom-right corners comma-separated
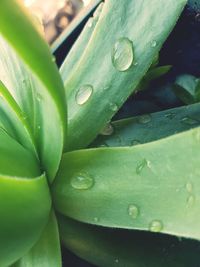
(52, 56, 56, 62)
(36, 93, 42, 102)
(100, 123, 114, 136)
(187, 195, 195, 206)
(37, 125, 41, 130)
(165, 113, 176, 120)
(111, 37, 134, 72)
(136, 159, 150, 174)
(149, 220, 163, 232)
(133, 61, 138, 66)
(181, 117, 198, 125)
(131, 140, 141, 146)
(99, 142, 109, 147)
(115, 259, 119, 263)
(138, 114, 151, 124)
(128, 204, 139, 219)
(151, 40, 157, 47)
(76, 84, 93, 105)
(94, 217, 99, 223)
(186, 182, 193, 193)
(87, 18, 93, 28)
(109, 102, 118, 112)
(71, 172, 94, 190)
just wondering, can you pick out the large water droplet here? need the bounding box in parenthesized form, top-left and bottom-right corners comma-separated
(100, 123, 114, 135)
(181, 117, 198, 125)
(186, 182, 193, 193)
(136, 159, 150, 174)
(128, 204, 139, 219)
(71, 172, 94, 190)
(111, 37, 134, 72)
(149, 220, 163, 232)
(138, 114, 151, 124)
(76, 85, 93, 105)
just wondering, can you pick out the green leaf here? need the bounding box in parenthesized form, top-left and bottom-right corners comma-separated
(53, 127, 200, 240)
(62, 0, 186, 151)
(0, 81, 36, 155)
(13, 211, 61, 267)
(60, 2, 104, 82)
(137, 65, 172, 92)
(0, 173, 51, 266)
(91, 102, 200, 148)
(0, 128, 40, 178)
(0, 1, 66, 182)
(173, 74, 200, 104)
(59, 215, 200, 267)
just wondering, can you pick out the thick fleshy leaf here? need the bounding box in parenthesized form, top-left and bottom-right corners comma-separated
(13, 211, 61, 267)
(91, 103, 200, 148)
(59, 215, 200, 267)
(0, 1, 66, 181)
(0, 173, 51, 267)
(173, 74, 200, 104)
(53, 127, 200, 240)
(0, 81, 36, 155)
(62, 0, 186, 150)
(60, 2, 104, 82)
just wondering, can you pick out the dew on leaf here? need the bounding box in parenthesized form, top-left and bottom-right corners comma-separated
(149, 220, 163, 232)
(76, 84, 93, 105)
(128, 204, 139, 219)
(181, 117, 198, 125)
(100, 123, 114, 136)
(138, 114, 151, 124)
(71, 172, 94, 190)
(111, 37, 134, 72)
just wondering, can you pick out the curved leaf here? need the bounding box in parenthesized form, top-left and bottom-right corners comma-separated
(91, 102, 200, 147)
(59, 215, 200, 267)
(0, 173, 51, 267)
(0, 1, 66, 181)
(63, 0, 186, 150)
(53, 127, 200, 240)
(13, 211, 61, 267)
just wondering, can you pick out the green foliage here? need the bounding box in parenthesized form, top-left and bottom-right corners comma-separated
(2, 0, 199, 266)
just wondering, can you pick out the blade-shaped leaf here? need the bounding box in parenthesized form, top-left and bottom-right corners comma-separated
(59, 215, 200, 267)
(91, 102, 200, 148)
(53, 127, 200, 240)
(0, 81, 36, 155)
(0, 173, 51, 267)
(60, 2, 104, 82)
(0, 1, 66, 182)
(62, 0, 186, 150)
(13, 211, 61, 267)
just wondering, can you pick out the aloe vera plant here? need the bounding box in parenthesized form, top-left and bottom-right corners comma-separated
(1, 0, 198, 266)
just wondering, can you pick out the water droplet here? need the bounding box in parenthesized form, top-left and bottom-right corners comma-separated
(94, 217, 99, 223)
(109, 102, 118, 112)
(136, 159, 150, 174)
(133, 62, 138, 66)
(151, 40, 157, 47)
(52, 56, 56, 62)
(87, 18, 93, 28)
(37, 125, 41, 130)
(111, 37, 134, 72)
(36, 93, 42, 102)
(187, 195, 195, 206)
(181, 117, 198, 125)
(149, 220, 163, 232)
(71, 172, 94, 190)
(186, 182, 193, 193)
(128, 204, 139, 219)
(138, 114, 151, 124)
(76, 84, 93, 105)
(165, 113, 176, 120)
(100, 123, 114, 136)
(115, 259, 119, 263)
(131, 140, 141, 146)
